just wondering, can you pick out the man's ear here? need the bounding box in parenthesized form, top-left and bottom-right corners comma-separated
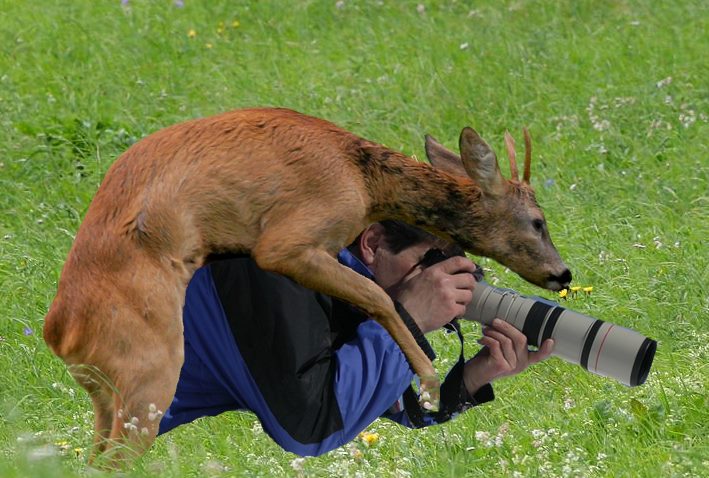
(459, 127, 505, 195)
(358, 223, 387, 266)
(424, 135, 468, 177)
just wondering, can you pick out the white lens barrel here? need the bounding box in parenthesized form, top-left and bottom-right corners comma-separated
(462, 282, 656, 386)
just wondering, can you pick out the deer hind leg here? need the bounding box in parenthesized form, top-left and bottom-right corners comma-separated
(252, 240, 440, 410)
(88, 311, 184, 469)
(68, 364, 115, 457)
(97, 369, 179, 469)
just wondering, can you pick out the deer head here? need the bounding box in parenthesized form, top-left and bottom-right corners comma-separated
(424, 127, 572, 291)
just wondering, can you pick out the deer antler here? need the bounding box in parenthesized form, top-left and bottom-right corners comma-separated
(523, 127, 532, 183)
(504, 131, 519, 181)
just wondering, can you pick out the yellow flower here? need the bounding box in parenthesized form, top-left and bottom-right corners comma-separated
(74, 447, 84, 457)
(187, 29, 197, 39)
(231, 20, 241, 28)
(359, 431, 379, 446)
(583, 286, 593, 294)
(570, 286, 581, 292)
(217, 21, 225, 34)
(558, 289, 568, 299)
(206, 43, 213, 49)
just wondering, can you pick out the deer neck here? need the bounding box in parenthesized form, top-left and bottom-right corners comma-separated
(357, 142, 489, 248)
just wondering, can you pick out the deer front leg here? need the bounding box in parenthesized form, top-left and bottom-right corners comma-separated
(252, 244, 440, 411)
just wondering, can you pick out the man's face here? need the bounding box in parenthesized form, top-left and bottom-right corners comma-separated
(369, 241, 436, 291)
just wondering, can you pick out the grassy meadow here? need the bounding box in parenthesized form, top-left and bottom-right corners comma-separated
(0, 0, 707, 476)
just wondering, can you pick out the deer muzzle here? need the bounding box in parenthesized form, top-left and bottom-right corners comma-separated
(544, 268, 572, 291)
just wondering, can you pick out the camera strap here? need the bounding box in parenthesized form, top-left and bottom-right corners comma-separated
(401, 248, 486, 426)
(402, 319, 467, 427)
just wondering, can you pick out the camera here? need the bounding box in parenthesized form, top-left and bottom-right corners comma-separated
(419, 249, 657, 386)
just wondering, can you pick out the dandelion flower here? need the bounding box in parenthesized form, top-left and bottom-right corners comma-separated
(558, 289, 568, 299)
(359, 431, 379, 446)
(570, 286, 581, 292)
(583, 286, 593, 294)
(187, 29, 197, 39)
(231, 20, 240, 28)
(206, 43, 213, 49)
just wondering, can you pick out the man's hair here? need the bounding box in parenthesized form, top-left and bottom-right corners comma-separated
(349, 220, 462, 256)
(378, 220, 444, 254)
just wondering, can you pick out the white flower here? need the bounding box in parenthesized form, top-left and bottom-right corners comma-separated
(679, 109, 696, 128)
(475, 431, 490, 442)
(593, 119, 611, 131)
(290, 457, 306, 472)
(656, 76, 673, 88)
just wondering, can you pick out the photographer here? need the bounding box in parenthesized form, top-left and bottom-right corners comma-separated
(158, 221, 554, 455)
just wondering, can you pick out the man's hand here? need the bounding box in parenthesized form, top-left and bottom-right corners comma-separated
(463, 319, 554, 395)
(388, 256, 477, 334)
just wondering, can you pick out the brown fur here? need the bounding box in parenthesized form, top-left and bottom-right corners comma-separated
(43, 108, 569, 467)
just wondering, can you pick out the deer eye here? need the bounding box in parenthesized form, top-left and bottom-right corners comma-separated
(532, 218, 545, 233)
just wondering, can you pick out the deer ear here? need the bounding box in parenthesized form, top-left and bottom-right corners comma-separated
(424, 135, 468, 177)
(459, 127, 505, 195)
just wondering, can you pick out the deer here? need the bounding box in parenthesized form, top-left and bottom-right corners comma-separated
(42, 107, 571, 467)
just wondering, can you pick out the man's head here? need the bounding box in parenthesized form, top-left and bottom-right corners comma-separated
(350, 220, 462, 290)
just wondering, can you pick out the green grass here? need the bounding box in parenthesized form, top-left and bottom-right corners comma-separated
(1, 0, 707, 476)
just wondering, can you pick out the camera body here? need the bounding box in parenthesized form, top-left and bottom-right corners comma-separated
(419, 249, 656, 386)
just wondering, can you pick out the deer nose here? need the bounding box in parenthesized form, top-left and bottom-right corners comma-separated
(551, 268, 572, 288)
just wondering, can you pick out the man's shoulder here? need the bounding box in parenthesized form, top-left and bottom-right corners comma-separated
(207, 256, 332, 308)
(208, 255, 300, 285)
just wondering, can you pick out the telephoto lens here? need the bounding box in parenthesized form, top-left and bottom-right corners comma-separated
(461, 283, 657, 386)
(416, 248, 657, 386)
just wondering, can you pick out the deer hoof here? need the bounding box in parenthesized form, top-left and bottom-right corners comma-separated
(419, 375, 440, 412)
